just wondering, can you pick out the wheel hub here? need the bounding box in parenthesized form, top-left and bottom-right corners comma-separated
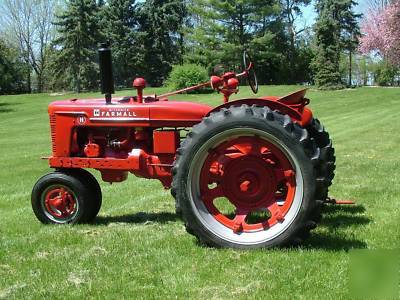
(44, 187, 77, 219)
(222, 156, 276, 210)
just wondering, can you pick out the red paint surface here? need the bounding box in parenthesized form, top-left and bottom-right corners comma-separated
(46, 81, 314, 188)
(199, 136, 296, 233)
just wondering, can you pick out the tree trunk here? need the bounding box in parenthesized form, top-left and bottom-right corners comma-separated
(37, 73, 43, 93)
(179, 32, 184, 65)
(348, 50, 352, 87)
(76, 77, 81, 93)
(74, 71, 81, 93)
(27, 71, 31, 94)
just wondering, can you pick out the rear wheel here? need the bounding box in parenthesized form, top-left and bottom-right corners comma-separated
(172, 105, 320, 249)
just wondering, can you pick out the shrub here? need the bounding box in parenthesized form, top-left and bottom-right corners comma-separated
(375, 64, 398, 86)
(166, 64, 209, 92)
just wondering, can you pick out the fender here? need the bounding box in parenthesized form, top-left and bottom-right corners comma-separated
(207, 96, 313, 127)
(276, 88, 308, 105)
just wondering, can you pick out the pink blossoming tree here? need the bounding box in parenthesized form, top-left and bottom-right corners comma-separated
(359, 1, 400, 66)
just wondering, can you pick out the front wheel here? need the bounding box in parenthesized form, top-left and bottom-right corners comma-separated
(172, 105, 320, 249)
(31, 171, 94, 224)
(56, 168, 102, 222)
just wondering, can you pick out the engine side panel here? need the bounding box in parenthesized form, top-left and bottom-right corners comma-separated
(47, 98, 212, 186)
(48, 99, 212, 157)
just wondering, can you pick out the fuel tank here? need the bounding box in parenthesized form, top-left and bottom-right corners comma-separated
(48, 97, 213, 128)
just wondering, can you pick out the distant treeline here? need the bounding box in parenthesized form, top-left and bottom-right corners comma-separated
(0, 0, 398, 95)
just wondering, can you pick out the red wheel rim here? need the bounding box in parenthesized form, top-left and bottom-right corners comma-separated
(199, 136, 296, 234)
(43, 186, 78, 221)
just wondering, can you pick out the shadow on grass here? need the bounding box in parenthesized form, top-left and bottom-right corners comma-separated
(302, 204, 370, 251)
(323, 204, 366, 214)
(195, 233, 369, 251)
(94, 205, 370, 251)
(303, 234, 368, 251)
(0, 102, 21, 113)
(94, 211, 179, 225)
(321, 214, 370, 229)
(321, 204, 370, 229)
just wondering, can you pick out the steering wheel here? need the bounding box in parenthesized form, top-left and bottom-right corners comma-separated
(243, 51, 258, 94)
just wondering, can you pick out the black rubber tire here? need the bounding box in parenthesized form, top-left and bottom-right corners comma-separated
(56, 168, 102, 222)
(291, 118, 335, 242)
(31, 171, 93, 224)
(172, 137, 189, 216)
(306, 118, 336, 201)
(172, 105, 321, 249)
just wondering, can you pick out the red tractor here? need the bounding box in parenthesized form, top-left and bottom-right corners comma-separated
(31, 45, 335, 249)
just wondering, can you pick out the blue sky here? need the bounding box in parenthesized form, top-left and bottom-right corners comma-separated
(299, 0, 369, 27)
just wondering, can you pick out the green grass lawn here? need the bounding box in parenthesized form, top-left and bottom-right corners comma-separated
(0, 86, 399, 299)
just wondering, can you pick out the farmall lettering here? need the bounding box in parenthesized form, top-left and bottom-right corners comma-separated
(93, 108, 137, 118)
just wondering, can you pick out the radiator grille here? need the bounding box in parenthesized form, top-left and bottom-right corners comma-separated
(50, 114, 57, 154)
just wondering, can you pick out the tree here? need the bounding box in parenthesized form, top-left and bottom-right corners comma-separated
(136, 0, 186, 86)
(280, 0, 313, 82)
(280, 0, 310, 50)
(374, 61, 398, 85)
(209, 0, 278, 60)
(0, 0, 56, 93)
(340, 1, 361, 86)
(249, 16, 293, 84)
(0, 39, 29, 94)
(101, 0, 142, 87)
(367, 0, 393, 10)
(185, 0, 287, 83)
(53, 0, 102, 92)
(312, 1, 342, 88)
(312, 0, 360, 89)
(359, 1, 400, 67)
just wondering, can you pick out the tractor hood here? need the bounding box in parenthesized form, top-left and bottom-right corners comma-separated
(48, 97, 212, 127)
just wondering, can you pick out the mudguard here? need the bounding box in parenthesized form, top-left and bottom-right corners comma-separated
(207, 89, 313, 127)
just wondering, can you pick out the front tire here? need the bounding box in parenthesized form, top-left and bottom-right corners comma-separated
(172, 105, 320, 249)
(56, 168, 102, 222)
(32, 171, 94, 224)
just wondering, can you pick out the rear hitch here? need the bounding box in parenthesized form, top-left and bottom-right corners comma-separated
(325, 197, 356, 205)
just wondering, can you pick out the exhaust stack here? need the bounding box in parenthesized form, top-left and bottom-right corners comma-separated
(98, 43, 115, 104)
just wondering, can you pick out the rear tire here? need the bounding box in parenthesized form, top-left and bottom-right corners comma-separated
(301, 118, 336, 234)
(307, 118, 335, 201)
(172, 105, 321, 249)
